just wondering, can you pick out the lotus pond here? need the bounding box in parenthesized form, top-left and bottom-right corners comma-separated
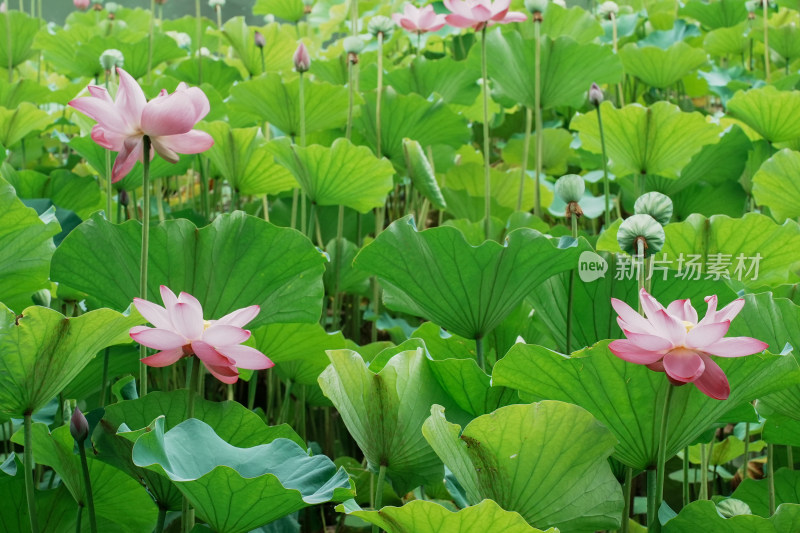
(2, 0, 800, 532)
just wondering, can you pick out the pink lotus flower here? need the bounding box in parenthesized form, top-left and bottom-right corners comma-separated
(74, 0, 91, 9)
(392, 4, 447, 33)
(444, 0, 527, 30)
(68, 67, 214, 183)
(130, 286, 274, 384)
(609, 289, 768, 400)
(293, 42, 311, 73)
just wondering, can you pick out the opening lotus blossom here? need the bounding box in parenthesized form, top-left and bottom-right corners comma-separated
(130, 286, 274, 384)
(609, 288, 768, 400)
(68, 67, 214, 182)
(444, 0, 527, 30)
(392, 4, 447, 34)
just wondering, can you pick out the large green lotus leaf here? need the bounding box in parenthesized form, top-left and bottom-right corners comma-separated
(0, 304, 140, 416)
(492, 342, 800, 471)
(0, 79, 53, 108)
(727, 86, 800, 143)
(17, 423, 158, 532)
(250, 322, 346, 385)
(133, 417, 354, 533)
(220, 19, 295, 76)
(619, 41, 707, 88)
(356, 90, 470, 170)
(51, 212, 325, 327)
(403, 138, 447, 210)
(269, 138, 395, 213)
(763, 24, 800, 61)
(486, 31, 623, 110)
(354, 215, 589, 340)
(664, 500, 800, 532)
(0, 457, 77, 532)
(228, 74, 350, 134)
(679, 0, 748, 29)
(0, 12, 38, 69)
(571, 101, 721, 179)
(0, 177, 60, 311)
(336, 499, 555, 533)
(422, 402, 623, 533)
(527, 262, 738, 353)
(168, 57, 243, 94)
(538, 3, 604, 43)
(731, 468, 800, 517)
(253, 0, 305, 22)
(704, 23, 750, 57)
(199, 121, 296, 196)
(5, 169, 105, 220)
(660, 213, 800, 288)
(385, 55, 480, 106)
(501, 127, 573, 176)
(752, 149, 800, 221)
(318, 349, 469, 495)
(0, 103, 51, 148)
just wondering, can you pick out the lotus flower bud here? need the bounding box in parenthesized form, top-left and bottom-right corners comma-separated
(208, 0, 225, 7)
(105, 2, 120, 13)
(525, 0, 548, 14)
(555, 174, 585, 204)
(70, 407, 89, 443)
(343, 35, 365, 54)
(31, 289, 51, 308)
(254, 30, 266, 49)
(99, 49, 124, 71)
(716, 499, 752, 518)
(368, 15, 394, 39)
(293, 42, 311, 73)
(118, 188, 129, 207)
(74, 0, 91, 10)
(589, 82, 604, 107)
(0, 2, 6, 13)
(598, 1, 619, 18)
(617, 214, 665, 257)
(634, 191, 673, 226)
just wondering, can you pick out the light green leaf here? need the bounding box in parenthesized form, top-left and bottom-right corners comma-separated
(5, 169, 105, 220)
(0, 11, 38, 69)
(620, 41, 707, 89)
(220, 18, 295, 76)
(732, 468, 800, 517)
(133, 417, 354, 533)
(253, 0, 305, 24)
(664, 499, 800, 532)
(501, 127, 573, 176)
(51, 212, 326, 327)
(0, 103, 51, 148)
(679, 0, 749, 29)
(422, 402, 623, 533)
(539, 4, 604, 43)
(752, 148, 800, 221)
(386, 55, 481, 106)
(727, 86, 800, 143)
(354, 215, 589, 339)
(403, 138, 446, 210)
(492, 342, 800, 470)
(571, 101, 721, 179)
(269, 137, 395, 213)
(704, 23, 750, 57)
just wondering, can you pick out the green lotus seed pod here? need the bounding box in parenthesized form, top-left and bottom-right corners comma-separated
(598, 0, 619, 17)
(634, 191, 673, 226)
(617, 214, 665, 256)
(524, 0, 548, 13)
(343, 35, 365, 54)
(368, 15, 394, 39)
(716, 499, 752, 518)
(99, 48, 124, 71)
(208, 0, 225, 7)
(104, 1, 119, 13)
(554, 174, 585, 204)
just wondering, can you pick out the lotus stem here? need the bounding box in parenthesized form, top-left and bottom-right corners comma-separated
(215, 5, 223, 57)
(104, 72, 113, 222)
(650, 384, 673, 533)
(279, 379, 294, 425)
(24, 412, 39, 533)
(788, 445, 794, 470)
(140, 135, 152, 397)
(621, 466, 632, 533)
(476, 335, 485, 372)
(611, 13, 624, 106)
(376, 32, 384, 158)
(699, 442, 708, 500)
(534, 19, 543, 218)
(480, 26, 492, 239)
(346, 58, 357, 141)
(768, 443, 776, 514)
(77, 440, 97, 533)
(6, 8, 12, 83)
(182, 356, 199, 533)
(741, 422, 750, 478)
(299, 71, 306, 147)
(637, 240, 645, 314)
(100, 347, 110, 408)
(517, 106, 533, 212)
(566, 214, 577, 354)
(247, 373, 257, 410)
(147, 0, 155, 83)
(682, 446, 689, 507)
(596, 103, 611, 229)
(196, 0, 203, 84)
(372, 464, 387, 533)
(646, 469, 657, 530)
(154, 507, 167, 533)
(332, 204, 345, 331)
(763, 0, 770, 82)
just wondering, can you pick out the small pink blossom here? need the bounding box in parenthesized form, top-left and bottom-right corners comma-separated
(68, 67, 214, 182)
(392, 4, 447, 33)
(609, 288, 768, 400)
(130, 286, 274, 384)
(444, 0, 527, 30)
(74, 0, 91, 9)
(293, 42, 311, 73)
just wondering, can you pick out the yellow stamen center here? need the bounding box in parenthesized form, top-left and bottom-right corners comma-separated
(682, 321, 695, 333)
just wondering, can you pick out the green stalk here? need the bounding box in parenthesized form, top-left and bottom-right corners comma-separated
(155, 178, 165, 221)
(140, 135, 152, 397)
(215, 5, 222, 57)
(682, 446, 689, 507)
(279, 380, 294, 425)
(104, 72, 113, 222)
(480, 26, 492, 239)
(596, 102, 611, 228)
(741, 422, 751, 478)
(77, 440, 97, 533)
(182, 357, 199, 533)
(476, 335, 485, 372)
(370, 32, 386, 343)
(332, 204, 345, 330)
(699, 443, 708, 500)
(24, 412, 39, 533)
(100, 347, 110, 408)
(154, 507, 167, 533)
(196, 0, 203, 84)
(75, 506, 82, 533)
(566, 213, 577, 353)
(637, 239, 646, 314)
(788, 445, 794, 470)
(372, 464, 387, 533)
(763, 0, 770, 82)
(534, 20, 543, 217)
(646, 469, 657, 530)
(346, 59, 356, 140)
(621, 466, 632, 533)
(768, 443, 776, 515)
(649, 384, 674, 533)
(611, 13, 624, 106)
(147, 0, 155, 83)
(517, 106, 533, 212)
(6, 7, 13, 83)
(376, 32, 384, 158)
(299, 71, 306, 147)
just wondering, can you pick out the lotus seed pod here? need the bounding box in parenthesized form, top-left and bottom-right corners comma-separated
(99, 48, 124, 71)
(254, 30, 266, 48)
(368, 15, 394, 39)
(552, 0, 566, 7)
(263, 14, 275, 24)
(343, 35, 365, 54)
(209, 0, 225, 7)
(293, 42, 311, 73)
(555, 174, 585, 204)
(524, 0, 548, 13)
(70, 407, 89, 443)
(716, 499, 752, 519)
(589, 82, 604, 106)
(634, 191, 673, 226)
(617, 214, 665, 257)
(598, 1, 619, 17)
(105, 1, 120, 13)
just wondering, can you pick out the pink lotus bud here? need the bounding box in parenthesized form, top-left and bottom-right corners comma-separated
(589, 83, 604, 107)
(155, 0, 168, 4)
(74, 0, 91, 9)
(254, 30, 266, 49)
(70, 407, 89, 442)
(293, 42, 311, 73)
(0, 2, 7, 13)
